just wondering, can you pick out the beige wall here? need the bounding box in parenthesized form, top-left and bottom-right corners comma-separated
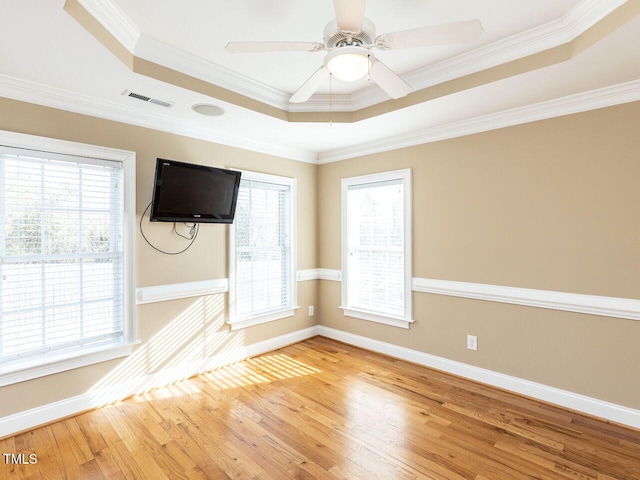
(1, 95, 639, 422)
(0, 98, 317, 417)
(317, 101, 640, 410)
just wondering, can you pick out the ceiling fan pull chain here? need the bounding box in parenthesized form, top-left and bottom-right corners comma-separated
(329, 72, 333, 126)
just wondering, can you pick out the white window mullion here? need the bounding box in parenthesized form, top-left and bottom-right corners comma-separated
(110, 169, 120, 334)
(78, 166, 85, 341)
(39, 163, 47, 351)
(40, 261, 46, 351)
(248, 181, 256, 313)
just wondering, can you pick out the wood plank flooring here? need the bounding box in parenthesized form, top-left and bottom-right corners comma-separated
(1, 336, 639, 479)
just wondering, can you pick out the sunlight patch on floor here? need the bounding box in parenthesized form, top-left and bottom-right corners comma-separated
(201, 353, 322, 391)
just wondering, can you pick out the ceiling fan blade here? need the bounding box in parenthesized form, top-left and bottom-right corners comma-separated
(226, 41, 324, 53)
(369, 59, 412, 99)
(290, 66, 328, 103)
(376, 19, 483, 49)
(333, 0, 366, 32)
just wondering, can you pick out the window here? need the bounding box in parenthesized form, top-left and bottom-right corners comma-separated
(341, 169, 413, 328)
(0, 132, 136, 386)
(229, 170, 297, 330)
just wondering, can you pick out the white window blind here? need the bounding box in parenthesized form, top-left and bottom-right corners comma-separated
(0, 147, 125, 363)
(230, 171, 296, 328)
(342, 169, 412, 327)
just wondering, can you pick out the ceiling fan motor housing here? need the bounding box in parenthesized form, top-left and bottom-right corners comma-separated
(323, 18, 376, 48)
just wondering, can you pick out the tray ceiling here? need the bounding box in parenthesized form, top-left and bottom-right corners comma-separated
(1, 0, 639, 162)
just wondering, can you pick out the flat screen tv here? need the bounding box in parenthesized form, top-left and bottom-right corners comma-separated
(150, 158, 241, 224)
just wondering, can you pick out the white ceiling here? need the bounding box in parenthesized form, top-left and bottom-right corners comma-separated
(1, 0, 639, 163)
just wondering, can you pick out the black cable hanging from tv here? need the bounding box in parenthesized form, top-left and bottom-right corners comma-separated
(140, 202, 199, 255)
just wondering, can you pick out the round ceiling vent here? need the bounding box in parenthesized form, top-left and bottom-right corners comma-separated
(192, 104, 225, 117)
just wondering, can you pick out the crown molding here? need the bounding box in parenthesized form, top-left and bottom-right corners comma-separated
(0, 74, 317, 164)
(76, 0, 140, 52)
(349, 0, 628, 110)
(2, 73, 639, 166)
(318, 79, 640, 163)
(134, 34, 292, 110)
(78, 0, 626, 113)
(286, 93, 354, 113)
(564, 0, 628, 34)
(73, 0, 347, 111)
(133, 34, 356, 112)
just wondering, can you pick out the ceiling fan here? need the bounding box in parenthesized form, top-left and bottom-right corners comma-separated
(226, 0, 483, 103)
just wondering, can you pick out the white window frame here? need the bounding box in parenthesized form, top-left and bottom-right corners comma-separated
(340, 169, 413, 329)
(0, 130, 137, 387)
(228, 170, 298, 330)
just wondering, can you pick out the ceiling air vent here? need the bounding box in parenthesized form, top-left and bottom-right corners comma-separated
(122, 90, 174, 108)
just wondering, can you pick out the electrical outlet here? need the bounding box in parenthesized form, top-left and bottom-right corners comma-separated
(467, 335, 478, 351)
(308, 305, 314, 316)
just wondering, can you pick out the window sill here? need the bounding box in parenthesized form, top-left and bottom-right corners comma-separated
(340, 307, 414, 329)
(227, 306, 300, 331)
(0, 341, 140, 388)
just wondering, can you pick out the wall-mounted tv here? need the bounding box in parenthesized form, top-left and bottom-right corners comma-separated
(150, 158, 241, 224)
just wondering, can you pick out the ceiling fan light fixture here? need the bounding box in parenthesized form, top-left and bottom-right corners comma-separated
(324, 46, 370, 82)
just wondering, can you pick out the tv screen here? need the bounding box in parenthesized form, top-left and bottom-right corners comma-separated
(150, 158, 241, 224)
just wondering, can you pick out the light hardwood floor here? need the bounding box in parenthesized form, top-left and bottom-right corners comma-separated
(1, 336, 639, 479)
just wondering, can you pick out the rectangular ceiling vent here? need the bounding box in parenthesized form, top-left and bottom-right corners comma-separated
(122, 90, 173, 108)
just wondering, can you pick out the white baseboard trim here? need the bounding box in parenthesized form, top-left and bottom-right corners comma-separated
(5, 323, 637, 438)
(317, 326, 640, 430)
(0, 326, 319, 438)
